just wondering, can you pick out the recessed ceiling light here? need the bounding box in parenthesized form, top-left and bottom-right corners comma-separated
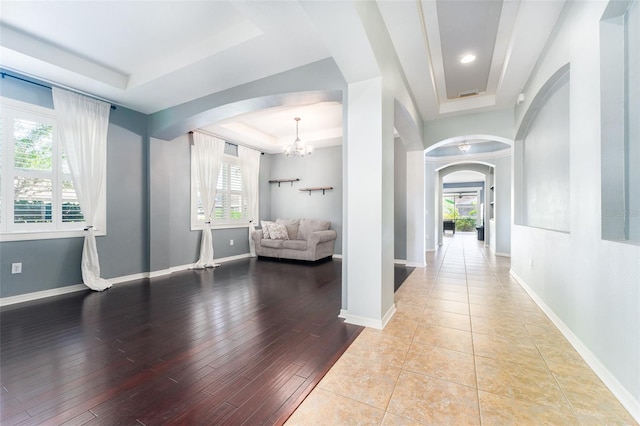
(460, 54, 476, 64)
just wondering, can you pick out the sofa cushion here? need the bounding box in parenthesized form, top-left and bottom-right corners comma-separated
(283, 240, 307, 250)
(261, 220, 275, 239)
(276, 218, 300, 240)
(268, 223, 289, 240)
(261, 239, 284, 249)
(298, 218, 331, 240)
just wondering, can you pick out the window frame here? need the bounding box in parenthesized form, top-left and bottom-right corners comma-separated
(190, 151, 249, 231)
(0, 97, 106, 242)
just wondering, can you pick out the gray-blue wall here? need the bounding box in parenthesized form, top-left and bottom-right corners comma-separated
(160, 134, 251, 270)
(266, 145, 343, 254)
(0, 72, 149, 297)
(1, 59, 348, 299)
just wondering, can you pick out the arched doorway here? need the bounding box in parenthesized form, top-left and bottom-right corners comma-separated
(436, 163, 494, 247)
(442, 170, 487, 237)
(423, 135, 512, 255)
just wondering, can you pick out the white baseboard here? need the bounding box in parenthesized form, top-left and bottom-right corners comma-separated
(406, 261, 427, 267)
(510, 270, 640, 423)
(333, 255, 413, 266)
(170, 263, 194, 273)
(494, 251, 511, 258)
(109, 272, 149, 285)
(381, 304, 397, 328)
(0, 253, 253, 307)
(0, 284, 87, 307)
(148, 268, 172, 278)
(216, 253, 252, 264)
(339, 303, 397, 330)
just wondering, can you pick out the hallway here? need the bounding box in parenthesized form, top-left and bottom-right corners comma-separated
(286, 234, 636, 425)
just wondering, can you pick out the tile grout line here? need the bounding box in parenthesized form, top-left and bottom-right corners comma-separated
(464, 237, 484, 426)
(477, 241, 581, 419)
(382, 236, 451, 424)
(519, 300, 581, 420)
(475, 241, 582, 422)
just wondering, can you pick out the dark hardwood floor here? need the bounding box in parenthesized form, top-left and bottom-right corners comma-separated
(394, 264, 415, 292)
(0, 258, 363, 425)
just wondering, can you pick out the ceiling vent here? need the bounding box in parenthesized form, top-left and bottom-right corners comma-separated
(458, 89, 479, 98)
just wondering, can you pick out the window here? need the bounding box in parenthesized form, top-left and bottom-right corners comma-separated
(191, 152, 248, 229)
(0, 97, 93, 241)
(443, 193, 480, 232)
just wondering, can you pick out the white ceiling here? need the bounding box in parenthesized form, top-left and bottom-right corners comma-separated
(203, 101, 343, 153)
(437, 0, 503, 99)
(0, 0, 565, 153)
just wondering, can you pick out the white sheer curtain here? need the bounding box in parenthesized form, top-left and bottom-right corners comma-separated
(238, 146, 261, 257)
(192, 132, 225, 268)
(52, 87, 111, 291)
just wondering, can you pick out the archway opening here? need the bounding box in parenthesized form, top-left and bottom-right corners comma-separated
(442, 170, 486, 235)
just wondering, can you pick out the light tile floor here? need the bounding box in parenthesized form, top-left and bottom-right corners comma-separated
(286, 234, 637, 425)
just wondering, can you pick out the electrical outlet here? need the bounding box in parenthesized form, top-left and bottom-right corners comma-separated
(11, 263, 22, 274)
(230, 239, 234, 246)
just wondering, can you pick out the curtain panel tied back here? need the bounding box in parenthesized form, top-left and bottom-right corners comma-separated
(192, 132, 225, 268)
(238, 146, 260, 257)
(52, 88, 111, 291)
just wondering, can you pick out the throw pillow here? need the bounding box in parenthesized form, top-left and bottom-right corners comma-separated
(261, 220, 275, 239)
(276, 218, 300, 240)
(298, 218, 331, 240)
(269, 223, 289, 240)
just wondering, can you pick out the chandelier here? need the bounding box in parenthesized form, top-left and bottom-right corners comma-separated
(284, 117, 313, 157)
(458, 140, 470, 153)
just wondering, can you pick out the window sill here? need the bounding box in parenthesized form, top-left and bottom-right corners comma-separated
(0, 228, 106, 242)
(602, 237, 640, 247)
(190, 223, 250, 231)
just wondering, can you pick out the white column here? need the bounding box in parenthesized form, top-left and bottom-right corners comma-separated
(424, 161, 437, 252)
(340, 77, 395, 329)
(483, 182, 490, 248)
(406, 151, 426, 266)
(437, 172, 444, 247)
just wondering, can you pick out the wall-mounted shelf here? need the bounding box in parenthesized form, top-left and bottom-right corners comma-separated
(269, 178, 300, 187)
(299, 186, 333, 195)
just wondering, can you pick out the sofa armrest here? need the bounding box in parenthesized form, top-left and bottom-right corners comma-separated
(252, 229, 264, 244)
(308, 230, 337, 244)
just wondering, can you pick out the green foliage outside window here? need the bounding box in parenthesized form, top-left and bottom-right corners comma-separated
(14, 120, 53, 171)
(443, 196, 478, 231)
(443, 198, 458, 220)
(455, 217, 477, 232)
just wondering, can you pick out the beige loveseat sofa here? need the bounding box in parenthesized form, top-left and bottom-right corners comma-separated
(252, 218, 337, 261)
